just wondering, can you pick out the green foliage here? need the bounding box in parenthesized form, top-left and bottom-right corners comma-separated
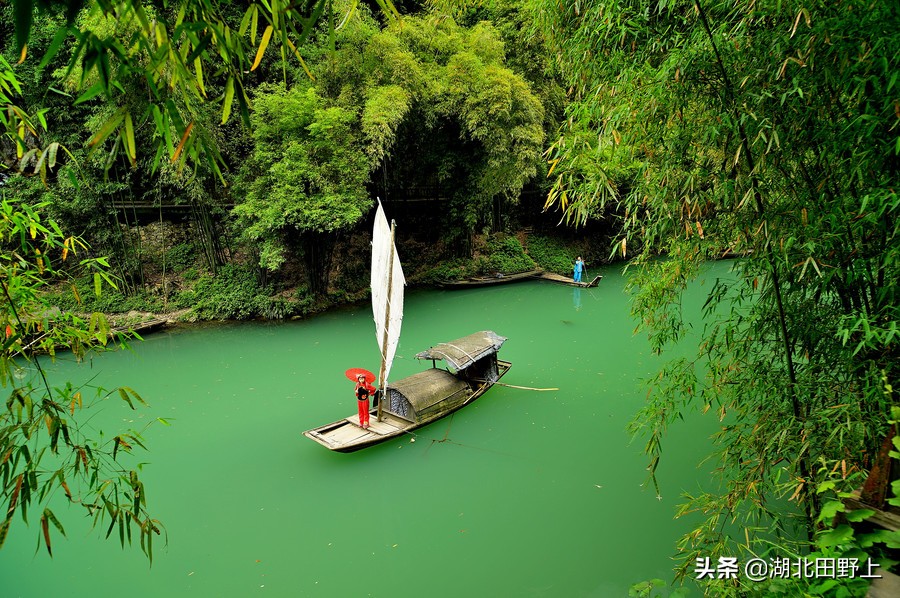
(164, 243, 198, 272)
(526, 234, 576, 275)
(174, 264, 273, 320)
(233, 83, 371, 294)
(420, 259, 473, 283)
(171, 263, 317, 321)
(533, 0, 900, 591)
(362, 84, 411, 164)
(472, 234, 534, 275)
(45, 279, 165, 315)
(420, 233, 535, 280)
(0, 196, 161, 559)
(9, 0, 401, 180)
(316, 9, 546, 245)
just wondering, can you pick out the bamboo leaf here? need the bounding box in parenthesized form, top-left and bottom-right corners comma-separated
(118, 388, 136, 410)
(118, 512, 124, 546)
(172, 122, 194, 163)
(221, 77, 235, 125)
(123, 111, 137, 166)
(40, 511, 52, 556)
(44, 508, 66, 536)
(38, 26, 68, 71)
(60, 477, 72, 500)
(8, 474, 23, 518)
(194, 57, 206, 97)
(251, 26, 273, 72)
(74, 81, 105, 105)
(88, 109, 125, 147)
(239, 5, 254, 36)
(285, 39, 315, 81)
(47, 142, 58, 169)
(12, 0, 32, 56)
(121, 387, 148, 407)
(372, 0, 401, 22)
(0, 518, 10, 550)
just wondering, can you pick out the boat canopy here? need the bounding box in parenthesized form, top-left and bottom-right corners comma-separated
(414, 331, 507, 371)
(385, 369, 469, 422)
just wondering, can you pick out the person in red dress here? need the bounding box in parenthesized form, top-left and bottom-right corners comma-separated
(355, 374, 376, 429)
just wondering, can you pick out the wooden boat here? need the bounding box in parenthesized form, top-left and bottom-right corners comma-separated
(437, 268, 543, 289)
(535, 271, 603, 288)
(303, 331, 511, 452)
(303, 200, 512, 452)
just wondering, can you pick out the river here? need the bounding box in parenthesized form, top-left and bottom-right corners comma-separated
(3, 262, 734, 597)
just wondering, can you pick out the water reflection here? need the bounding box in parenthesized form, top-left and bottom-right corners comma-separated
(573, 287, 582, 311)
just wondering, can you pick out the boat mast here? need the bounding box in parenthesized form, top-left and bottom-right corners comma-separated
(376, 219, 396, 422)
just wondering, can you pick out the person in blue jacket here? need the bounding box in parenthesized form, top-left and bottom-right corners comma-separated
(573, 256, 585, 283)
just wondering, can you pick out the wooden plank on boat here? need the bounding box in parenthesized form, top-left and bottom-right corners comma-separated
(330, 423, 371, 444)
(343, 414, 404, 436)
(367, 418, 401, 435)
(307, 429, 338, 447)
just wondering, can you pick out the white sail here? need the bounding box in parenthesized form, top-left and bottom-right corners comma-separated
(371, 200, 405, 387)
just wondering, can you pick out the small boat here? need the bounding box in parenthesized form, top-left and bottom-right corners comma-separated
(535, 271, 603, 288)
(303, 201, 512, 452)
(437, 268, 543, 289)
(303, 331, 511, 452)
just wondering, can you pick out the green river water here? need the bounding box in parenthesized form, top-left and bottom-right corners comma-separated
(2, 262, 736, 597)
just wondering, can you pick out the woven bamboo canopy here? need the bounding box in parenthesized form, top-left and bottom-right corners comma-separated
(387, 369, 469, 414)
(414, 330, 507, 371)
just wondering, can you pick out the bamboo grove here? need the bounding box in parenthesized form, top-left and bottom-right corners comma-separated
(535, 0, 899, 593)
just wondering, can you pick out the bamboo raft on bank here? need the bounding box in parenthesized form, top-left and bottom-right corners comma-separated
(113, 317, 171, 337)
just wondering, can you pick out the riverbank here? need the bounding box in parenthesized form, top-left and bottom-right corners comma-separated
(46, 228, 613, 328)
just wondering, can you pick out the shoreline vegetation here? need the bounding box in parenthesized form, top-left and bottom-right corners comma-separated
(42, 224, 608, 331)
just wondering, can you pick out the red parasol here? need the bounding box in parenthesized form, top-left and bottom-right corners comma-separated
(345, 368, 376, 384)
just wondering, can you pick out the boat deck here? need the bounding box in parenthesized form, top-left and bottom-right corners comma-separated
(304, 411, 412, 450)
(536, 272, 603, 287)
(343, 412, 408, 435)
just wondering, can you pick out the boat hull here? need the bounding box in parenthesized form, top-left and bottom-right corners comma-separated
(437, 269, 542, 289)
(303, 360, 512, 452)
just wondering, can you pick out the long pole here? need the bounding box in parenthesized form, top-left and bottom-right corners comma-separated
(376, 220, 396, 422)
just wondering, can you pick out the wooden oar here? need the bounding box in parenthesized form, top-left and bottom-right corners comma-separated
(496, 382, 559, 391)
(475, 380, 559, 392)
